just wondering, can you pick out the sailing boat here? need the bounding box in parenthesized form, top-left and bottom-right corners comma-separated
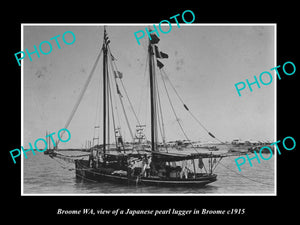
(63, 27, 223, 187)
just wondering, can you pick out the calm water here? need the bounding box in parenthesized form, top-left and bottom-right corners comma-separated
(23, 149, 275, 195)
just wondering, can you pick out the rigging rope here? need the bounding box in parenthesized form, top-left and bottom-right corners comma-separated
(159, 70, 189, 142)
(92, 55, 103, 147)
(118, 86, 134, 140)
(50, 156, 73, 170)
(218, 161, 274, 187)
(159, 70, 200, 154)
(155, 69, 166, 145)
(107, 73, 118, 146)
(108, 60, 123, 138)
(57, 49, 103, 147)
(142, 76, 150, 137)
(137, 53, 149, 118)
(120, 78, 141, 126)
(108, 46, 141, 126)
(160, 69, 226, 145)
(107, 47, 134, 141)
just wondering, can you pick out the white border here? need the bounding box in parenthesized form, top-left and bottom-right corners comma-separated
(21, 23, 277, 196)
(274, 24, 277, 196)
(21, 24, 24, 194)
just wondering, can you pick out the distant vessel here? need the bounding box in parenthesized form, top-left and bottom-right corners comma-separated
(52, 27, 224, 187)
(44, 131, 57, 156)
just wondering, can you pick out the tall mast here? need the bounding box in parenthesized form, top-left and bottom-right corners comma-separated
(102, 28, 108, 155)
(148, 40, 158, 152)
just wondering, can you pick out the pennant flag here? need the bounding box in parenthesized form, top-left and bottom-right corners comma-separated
(156, 59, 164, 69)
(154, 45, 161, 58)
(114, 71, 123, 79)
(104, 29, 110, 46)
(150, 33, 160, 44)
(160, 51, 168, 58)
(154, 45, 169, 59)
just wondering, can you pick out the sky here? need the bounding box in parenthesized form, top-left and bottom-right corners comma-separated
(23, 24, 275, 149)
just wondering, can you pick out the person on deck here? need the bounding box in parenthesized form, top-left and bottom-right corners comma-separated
(180, 160, 188, 179)
(141, 154, 151, 177)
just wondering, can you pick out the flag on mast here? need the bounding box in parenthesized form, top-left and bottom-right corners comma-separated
(150, 33, 160, 44)
(104, 28, 110, 47)
(154, 45, 168, 59)
(156, 59, 164, 69)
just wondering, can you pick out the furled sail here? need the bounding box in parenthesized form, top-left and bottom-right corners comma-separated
(156, 59, 164, 69)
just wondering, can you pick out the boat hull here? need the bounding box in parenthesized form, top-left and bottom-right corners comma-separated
(75, 159, 217, 187)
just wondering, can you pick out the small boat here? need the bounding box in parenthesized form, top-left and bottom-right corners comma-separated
(44, 131, 57, 156)
(44, 149, 56, 156)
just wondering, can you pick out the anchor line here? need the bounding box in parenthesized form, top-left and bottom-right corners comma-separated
(218, 161, 274, 187)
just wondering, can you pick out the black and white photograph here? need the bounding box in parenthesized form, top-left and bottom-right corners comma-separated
(4, 5, 298, 221)
(22, 24, 276, 195)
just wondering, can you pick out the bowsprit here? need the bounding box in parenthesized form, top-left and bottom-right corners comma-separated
(9, 128, 71, 164)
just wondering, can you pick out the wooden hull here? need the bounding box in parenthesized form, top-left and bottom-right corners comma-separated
(75, 159, 217, 187)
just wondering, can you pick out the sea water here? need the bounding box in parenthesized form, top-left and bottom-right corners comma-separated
(23, 149, 275, 195)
